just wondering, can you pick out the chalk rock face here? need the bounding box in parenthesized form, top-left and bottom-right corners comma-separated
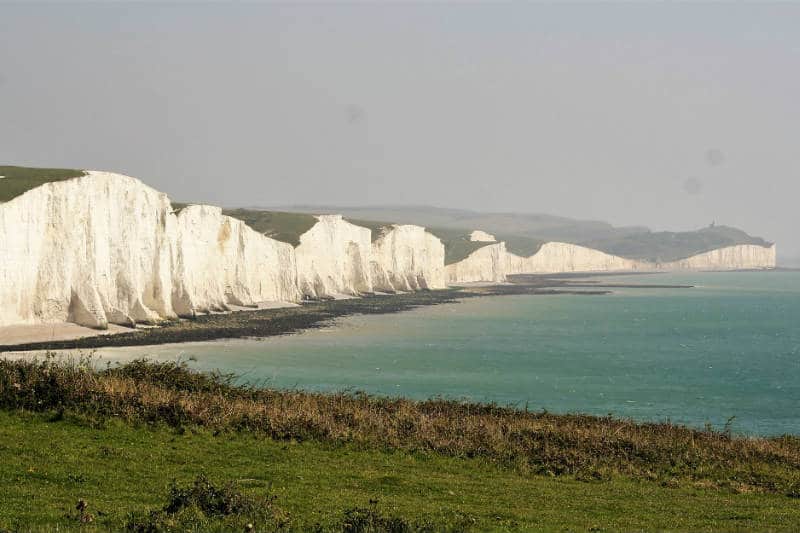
(295, 215, 373, 298)
(370, 225, 446, 292)
(659, 244, 777, 271)
(172, 205, 299, 315)
(469, 230, 496, 242)
(0, 172, 177, 328)
(446, 243, 508, 283)
(447, 241, 776, 283)
(507, 242, 651, 274)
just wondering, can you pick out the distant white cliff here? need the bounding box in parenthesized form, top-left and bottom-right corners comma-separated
(469, 230, 496, 242)
(0, 170, 778, 329)
(506, 242, 651, 275)
(657, 244, 777, 271)
(445, 243, 508, 283)
(295, 215, 373, 299)
(445, 239, 776, 284)
(371, 225, 446, 292)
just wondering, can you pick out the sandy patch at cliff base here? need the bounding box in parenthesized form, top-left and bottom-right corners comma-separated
(0, 323, 135, 346)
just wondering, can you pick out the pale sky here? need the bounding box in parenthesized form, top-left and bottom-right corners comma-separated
(1, 2, 798, 259)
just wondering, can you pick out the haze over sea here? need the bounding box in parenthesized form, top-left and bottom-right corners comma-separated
(92, 272, 799, 436)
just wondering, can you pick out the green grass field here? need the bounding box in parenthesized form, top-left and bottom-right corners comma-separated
(0, 165, 86, 203)
(4, 410, 800, 532)
(1, 358, 799, 531)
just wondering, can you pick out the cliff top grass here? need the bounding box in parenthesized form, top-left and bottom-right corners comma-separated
(0, 165, 86, 203)
(1, 358, 799, 531)
(220, 209, 318, 247)
(428, 227, 495, 264)
(429, 228, 545, 264)
(165, 206, 320, 247)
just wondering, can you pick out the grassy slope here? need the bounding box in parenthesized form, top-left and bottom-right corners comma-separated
(428, 228, 545, 265)
(0, 165, 86, 203)
(2, 359, 800, 530)
(219, 209, 318, 247)
(3, 411, 800, 532)
(427, 227, 495, 265)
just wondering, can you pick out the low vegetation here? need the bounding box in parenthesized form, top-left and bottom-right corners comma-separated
(427, 227, 495, 264)
(584, 225, 773, 263)
(0, 165, 86, 202)
(220, 209, 319, 247)
(1, 357, 799, 530)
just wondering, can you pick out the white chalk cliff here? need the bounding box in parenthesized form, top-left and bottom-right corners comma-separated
(445, 243, 508, 284)
(0, 172, 450, 328)
(294, 215, 373, 299)
(469, 230, 496, 242)
(172, 205, 300, 315)
(657, 244, 777, 272)
(446, 238, 776, 284)
(505, 242, 651, 275)
(370, 225, 446, 292)
(0, 172, 177, 328)
(0, 170, 777, 328)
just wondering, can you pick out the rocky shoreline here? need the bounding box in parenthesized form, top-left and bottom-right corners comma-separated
(0, 275, 692, 352)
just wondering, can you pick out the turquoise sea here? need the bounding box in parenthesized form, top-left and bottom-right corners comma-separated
(91, 272, 800, 436)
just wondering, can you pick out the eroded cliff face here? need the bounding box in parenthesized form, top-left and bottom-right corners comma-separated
(172, 205, 299, 316)
(446, 239, 776, 283)
(0, 172, 177, 328)
(0, 173, 302, 328)
(658, 244, 777, 271)
(370, 225, 446, 292)
(0, 174, 449, 327)
(0, 171, 778, 328)
(294, 215, 373, 299)
(506, 242, 651, 275)
(445, 243, 508, 283)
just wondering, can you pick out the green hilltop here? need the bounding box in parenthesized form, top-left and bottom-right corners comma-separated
(0, 165, 86, 203)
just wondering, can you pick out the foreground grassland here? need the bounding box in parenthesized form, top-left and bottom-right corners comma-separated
(0, 165, 86, 202)
(1, 358, 799, 531)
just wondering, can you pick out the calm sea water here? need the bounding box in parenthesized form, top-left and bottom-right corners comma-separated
(90, 272, 799, 436)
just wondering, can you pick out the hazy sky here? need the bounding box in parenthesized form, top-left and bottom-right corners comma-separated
(1, 3, 798, 258)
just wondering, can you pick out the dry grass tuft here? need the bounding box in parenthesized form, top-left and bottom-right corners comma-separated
(2, 356, 799, 495)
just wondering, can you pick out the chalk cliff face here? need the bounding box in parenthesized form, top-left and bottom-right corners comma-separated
(445, 243, 508, 283)
(0, 172, 177, 328)
(506, 242, 650, 275)
(0, 173, 449, 328)
(370, 225, 446, 292)
(469, 230, 496, 242)
(446, 238, 776, 283)
(172, 205, 299, 315)
(658, 244, 777, 271)
(294, 215, 373, 299)
(0, 170, 778, 328)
